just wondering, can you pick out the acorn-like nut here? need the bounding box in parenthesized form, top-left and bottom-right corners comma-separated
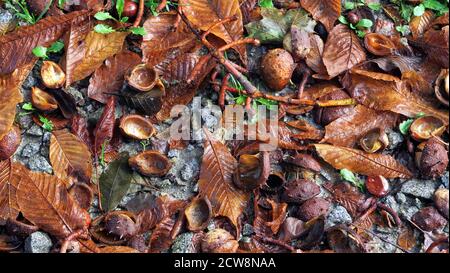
(104, 211, 138, 240)
(297, 197, 330, 222)
(128, 150, 172, 177)
(281, 179, 320, 204)
(435, 69, 449, 107)
(314, 89, 354, 125)
(364, 33, 396, 56)
(366, 175, 390, 197)
(123, 0, 138, 18)
(119, 114, 156, 140)
(260, 49, 295, 91)
(185, 196, 212, 232)
(419, 138, 449, 179)
(410, 116, 445, 141)
(0, 126, 22, 160)
(201, 229, 239, 253)
(411, 207, 447, 232)
(40, 61, 66, 89)
(359, 128, 389, 153)
(126, 64, 163, 92)
(31, 86, 58, 111)
(434, 189, 449, 219)
(347, 11, 360, 25)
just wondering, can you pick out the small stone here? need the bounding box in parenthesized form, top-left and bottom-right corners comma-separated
(22, 72, 37, 90)
(168, 150, 180, 158)
(401, 179, 440, 199)
(21, 142, 40, 158)
(327, 205, 353, 227)
(27, 155, 53, 173)
(17, 113, 33, 129)
(180, 163, 198, 182)
(26, 124, 43, 136)
(24, 232, 53, 253)
(42, 131, 52, 143)
(65, 86, 85, 106)
(242, 224, 255, 237)
(386, 129, 404, 150)
(201, 110, 218, 130)
(441, 172, 449, 188)
(395, 192, 407, 204)
(155, 179, 172, 189)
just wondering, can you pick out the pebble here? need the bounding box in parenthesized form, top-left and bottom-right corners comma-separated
(24, 232, 53, 253)
(386, 129, 404, 151)
(17, 114, 33, 130)
(27, 155, 53, 173)
(401, 179, 440, 199)
(326, 205, 353, 227)
(21, 142, 40, 158)
(180, 163, 198, 182)
(171, 232, 196, 253)
(441, 172, 449, 188)
(26, 124, 43, 137)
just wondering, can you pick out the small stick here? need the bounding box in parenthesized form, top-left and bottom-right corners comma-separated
(133, 0, 145, 27)
(377, 203, 402, 227)
(219, 74, 231, 110)
(317, 98, 357, 107)
(156, 0, 167, 12)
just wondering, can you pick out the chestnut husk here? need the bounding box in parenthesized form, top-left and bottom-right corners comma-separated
(31, 86, 58, 111)
(233, 152, 270, 191)
(90, 211, 139, 244)
(364, 33, 396, 56)
(434, 188, 449, 219)
(0, 126, 22, 160)
(40, 61, 66, 89)
(185, 196, 212, 232)
(128, 150, 172, 177)
(419, 138, 449, 179)
(314, 89, 354, 125)
(359, 128, 389, 153)
(119, 114, 156, 140)
(297, 197, 331, 222)
(126, 64, 164, 92)
(201, 229, 239, 253)
(410, 116, 445, 141)
(260, 48, 296, 91)
(435, 69, 449, 106)
(281, 179, 320, 204)
(262, 172, 286, 193)
(411, 207, 447, 232)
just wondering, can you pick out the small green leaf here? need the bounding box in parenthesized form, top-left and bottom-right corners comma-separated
(47, 41, 64, 53)
(340, 169, 365, 191)
(58, 0, 66, 9)
(120, 16, 129, 23)
(116, 0, 125, 18)
(130, 26, 147, 36)
(413, 4, 426, 17)
(399, 119, 414, 135)
(356, 19, 373, 29)
(39, 115, 54, 132)
(367, 3, 382, 11)
(259, 0, 274, 8)
(235, 94, 247, 105)
(32, 46, 48, 59)
(94, 24, 116, 34)
(423, 0, 449, 12)
(338, 15, 349, 25)
(396, 25, 410, 36)
(344, 2, 356, 10)
(22, 102, 35, 111)
(94, 11, 115, 21)
(356, 30, 367, 38)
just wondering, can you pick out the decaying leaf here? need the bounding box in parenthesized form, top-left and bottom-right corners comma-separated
(300, 0, 341, 32)
(314, 144, 412, 179)
(398, 226, 417, 251)
(93, 97, 116, 156)
(0, 159, 19, 225)
(198, 129, 250, 228)
(410, 10, 435, 39)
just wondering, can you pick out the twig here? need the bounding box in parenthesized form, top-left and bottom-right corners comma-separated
(219, 73, 230, 110)
(156, 0, 167, 12)
(133, 0, 145, 27)
(377, 203, 402, 227)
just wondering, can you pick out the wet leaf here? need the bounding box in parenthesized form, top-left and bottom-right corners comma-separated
(398, 226, 417, 251)
(99, 154, 133, 212)
(198, 129, 250, 228)
(93, 97, 116, 156)
(314, 144, 413, 179)
(0, 159, 19, 225)
(70, 115, 93, 150)
(49, 130, 93, 185)
(45, 89, 78, 119)
(410, 10, 435, 39)
(322, 24, 366, 78)
(300, 0, 341, 32)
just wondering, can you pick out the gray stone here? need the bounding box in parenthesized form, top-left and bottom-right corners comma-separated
(24, 232, 53, 253)
(401, 179, 440, 199)
(168, 149, 180, 158)
(242, 224, 255, 237)
(441, 172, 449, 189)
(326, 205, 353, 228)
(65, 86, 86, 106)
(386, 129, 404, 151)
(17, 114, 33, 130)
(21, 142, 40, 158)
(180, 163, 199, 182)
(171, 232, 197, 253)
(27, 155, 53, 173)
(42, 131, 52, 143)
(26, 124, 43, 136)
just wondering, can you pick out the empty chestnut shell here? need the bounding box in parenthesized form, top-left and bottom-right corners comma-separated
(410, 116, 445, 141)
(364, 33, 396, 56)
(411, 207, 447, 232)
(314, 89, 354, 125)
(201, 229, 239, 253)
(434, 188, 449, 219)
(31, 86, 58, 111)
(126, 64, 163, 92)
(419, 138, 449, 179)
(359, 128, 389, 153)
(129, 150, 172, 177)
(435, 69, 449, 106)
(40, 61, 66, 89)
(260, 49, 295, 91)
(297, 197, 330, 222)
(262, 172, 286, 192)
(233, 153, 269, 191)
(119, 114, 156, 140)
(0, 126, 22, 160)
(365, 175, 390, 197)
(282, 179, 321, 204)
(185, 196, 212, 232)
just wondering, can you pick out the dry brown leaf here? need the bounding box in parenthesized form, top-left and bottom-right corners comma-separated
(342, 69, 449, 125)
(397, 226, 417, 251)
(300, 0, 341, 32)
(314, 144, 412, 179)
(410, 10, 435, 39)
(179, 0, 247, 63)
(14, 164, 90, 238)
(49, 130, 93, 185)
(70, 31, 127, 84)
(99, 246, 140, 253)
(422, 25, 449, 68)
(198, 129, 250, 228)
(322, 105, 398, 148)
(88, 50, 141, 103)
(323, 24, 366, 78)
(0, 159, 19, 225)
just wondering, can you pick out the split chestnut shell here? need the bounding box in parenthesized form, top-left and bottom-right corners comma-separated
(359, 128, 389, 153)
(410, 116, 445, 141)
(31, 86, 58, 111)
(435, 69, 449, 106)
(185, 196, 212, 232)
(233, 153, 269, 191)
(126, 64, 164, 92)
(40, 61, 66, 89)
(364, 33, 396, 56)
(119, 114, 156, 140)
(128, 150, 172, 177)
(90, 211, 138, 244)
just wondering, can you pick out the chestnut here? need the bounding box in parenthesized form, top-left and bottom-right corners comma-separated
(31, 86, 58, 111)
(364, 33, 396, 56)
(365, 175, 390, 197)
(297, 197, 330, 222)
(434, 189, 449, 219)
(119, 114, 156, 140)
(233, 152, 269, 191)
(201, 229, 239, 253)
(0, 126, 22, 160)
(347, 11, 360, 25)
(40, 61, 66, 89)
(411, 207, 447, 232)
(314, 89, 354, 125)
(128, 150, 172, 177)
(281, 179, 320, 204)
(419, 138, 448, 179)
(122, 0, 138, 18)
(260, 49, 295, 91)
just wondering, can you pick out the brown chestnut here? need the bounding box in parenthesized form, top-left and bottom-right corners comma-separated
(419, 138, 448, 179)
(260, 49, 295, 91)
(40, 61, 66, 89)
(119, 114, 156, 140)
(31, 86, 58, 111)
(201, 229, 239, 253)
(347, 11, 360, 25)
(314, 89, 354, 125)
(0, 126, 21, 160)
(282, 179, 320, 204)
(411, 207, 447, 232)
(365, 175, 390, 197)
(434, 188, 449, 219)
(122, 0, 138, 18)
(364, 33, 396, 56)
(104, 211, 138, 240)
(128, 150, 172, 177)
(297, 197, 330, 222)
(233, 152, 269, 191)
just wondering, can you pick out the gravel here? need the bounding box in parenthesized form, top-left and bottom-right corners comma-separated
(401, 179, 441, 200)
(27, 155, 53, 174)
(21, 142, 40, 158)
(326, 205, 353, 228)
(24, 232, 53, 253)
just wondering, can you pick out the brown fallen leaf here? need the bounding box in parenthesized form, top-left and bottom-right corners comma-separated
(88, 50, 141, 103)
(300, 0, 341, 32)
(314, 144, 413, 179)
(14, 163, 90, 239)
(198, 129, 250, 228)
(410, 10, 435, 39)
(93, 97, 116, 156)
(397, 226, 417, 251)
(421, 25, 449, 68)
(0, 159, 19, 225)
(322, 105, 398, 148)
(322, 24, 366, 78)
(99, 246, 140, 253)
(70, 115, 93, 151)
(253, 197, 288, 236)
(49, 130, 93, 185)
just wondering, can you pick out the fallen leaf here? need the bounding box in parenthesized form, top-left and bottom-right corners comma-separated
(93, 97, 116, 156)
(300, 0, 341, 32)
(99, 246, 140, 253)
(49, 130, 93, 185)
(322, 24, 366, 78)
(198, 129, 249, 228)
(314, 144, 413, 179)
(410, 10, 435, 39)
(148, 217, 177, 253)
(398, 226, 417, 251)
(70, 115, 93, 150)
(0, 159, 19, 225)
